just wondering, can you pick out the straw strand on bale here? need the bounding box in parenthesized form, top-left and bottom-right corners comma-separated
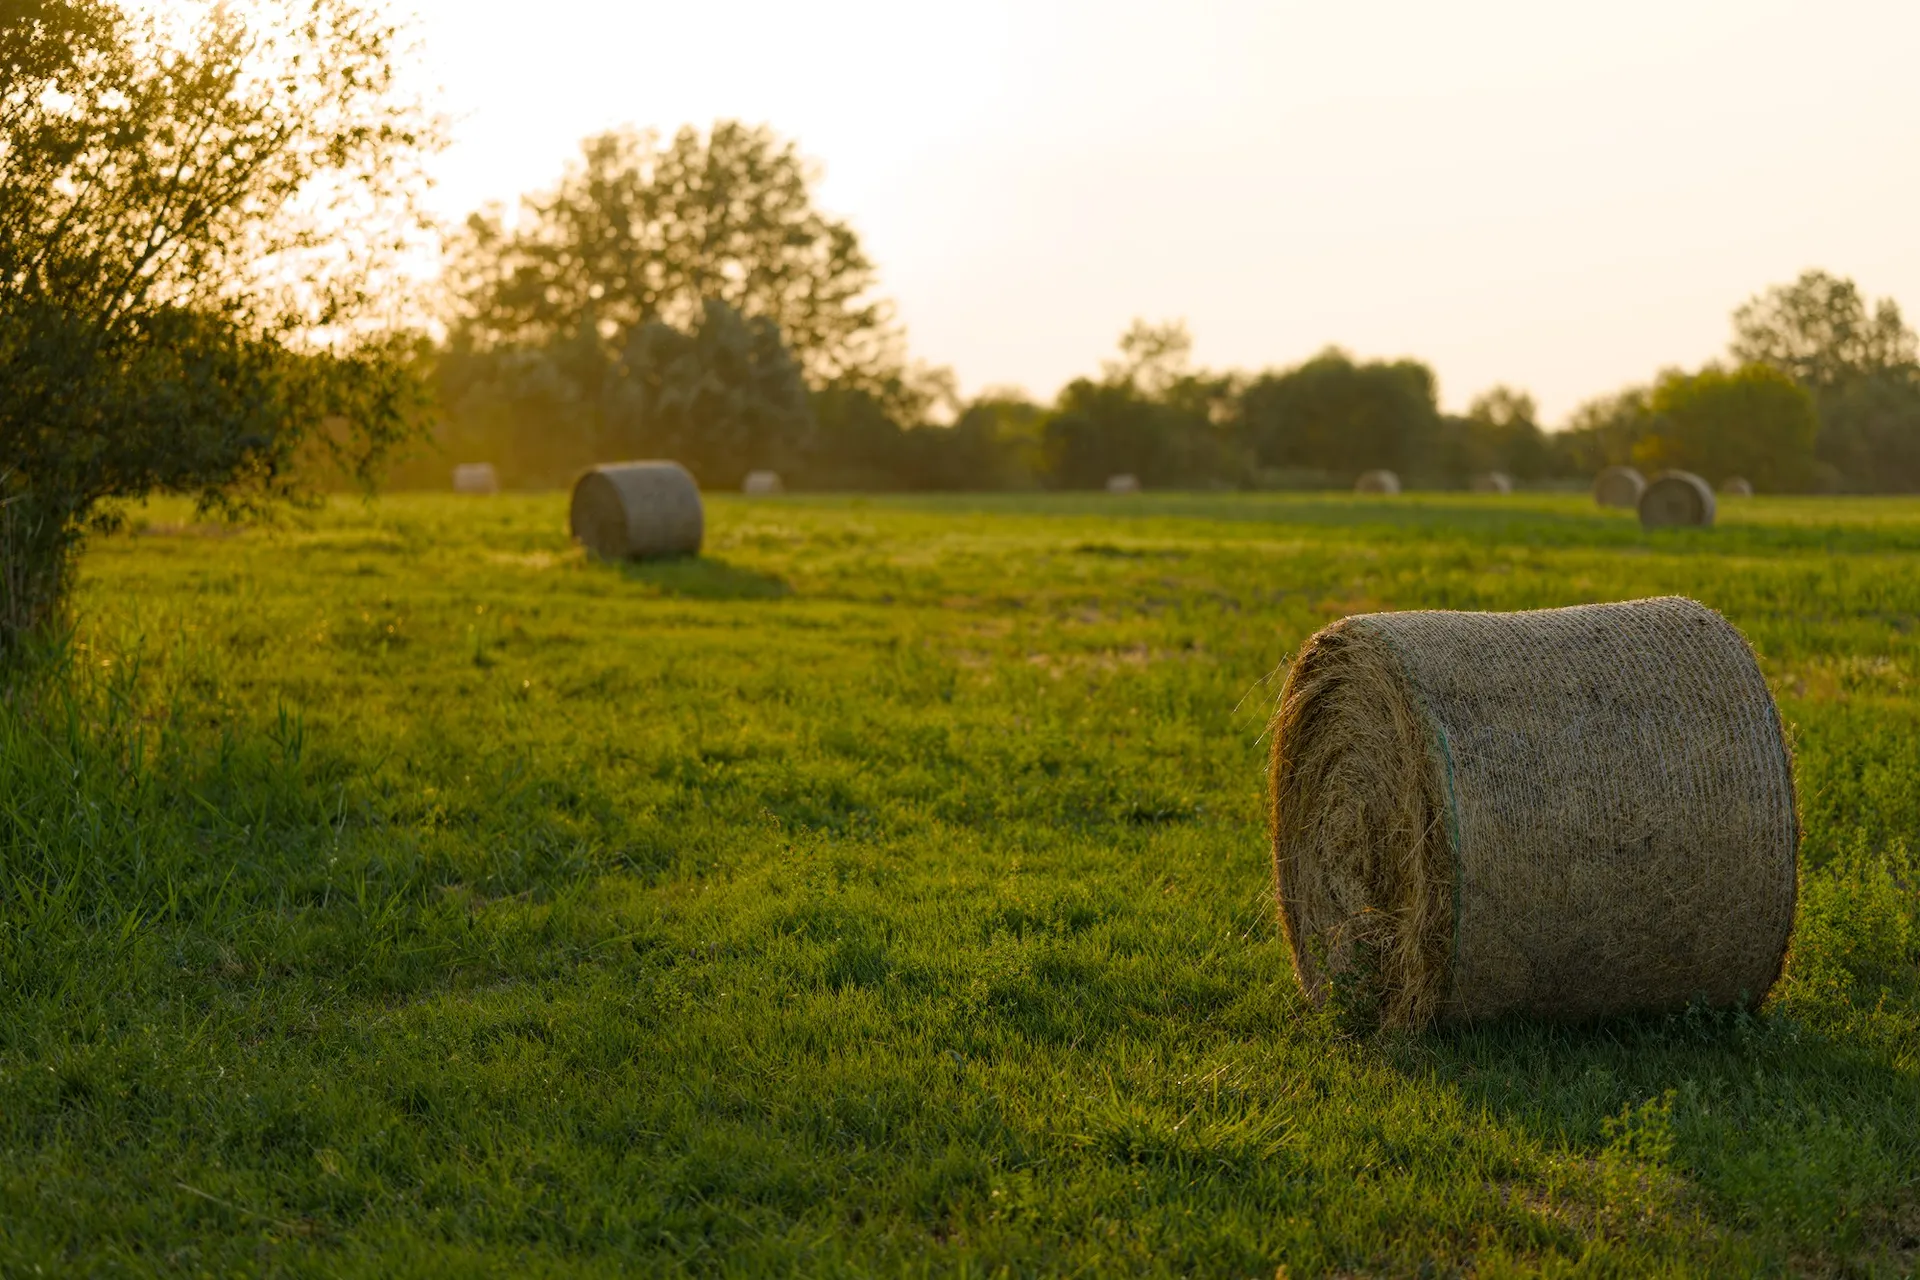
(1269, 596, 1798, 1027)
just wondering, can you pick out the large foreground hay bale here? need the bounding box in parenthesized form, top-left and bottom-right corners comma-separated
(1106, 473, 1141, 495)
(1470, 471, 1513, 495)
(452, 463, 498, 495)
(1593, 465, 1645, 508)
(570, 461, 703, 559)
(1355, 469, 1400, 495)
(1269, 596, 1796, 1027)
(1721, 476, 1754, 497)
(1639, 470, 1715, 529)
(743, 470, 784, 495)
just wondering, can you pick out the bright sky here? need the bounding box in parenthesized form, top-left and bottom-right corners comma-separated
(405, 0, 1920, 423)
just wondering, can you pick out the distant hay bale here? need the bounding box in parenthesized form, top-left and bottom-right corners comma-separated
(1354, 469, 1400, 495)
(1721, 476, 1754, 497)
(743, 470, 784, 495)
(1106, 474, 1141, 495)
(1268, 596, 1797, 1028)
(569, 461, 703, 559)
(1639, 470, 1716, 529)
(452, 463, 499, 495)
(1470, 471, 1513, 495)
(1593, 465, 1645, 508)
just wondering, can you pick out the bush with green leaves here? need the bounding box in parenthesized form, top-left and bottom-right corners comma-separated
(0, 0, 436, 664)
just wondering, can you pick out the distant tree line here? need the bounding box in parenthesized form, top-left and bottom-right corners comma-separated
(1558, 271, 1920, 493)
(406, 123, 1920, 495)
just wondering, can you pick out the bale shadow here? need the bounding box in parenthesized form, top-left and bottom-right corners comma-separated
(1372, 1006, 1920, 1266)
(614, 555, 790, 600)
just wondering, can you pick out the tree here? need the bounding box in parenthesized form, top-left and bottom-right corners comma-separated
(1634, 364, 1818, 492)
(607, 300, 814, 489)
(1732, 270, 1917, 393)
(1101, 318, 1195, 396)
(1449, 386, 1550, 482)
(447, 122, 900, 392)
(1043, 321, 1241, 489)
(1730, 270, 1920, 491)
(1553, 387, 1658, 475)
(1814, 371, 1920, 493)
(427, 321, 615, 490)
(1238, 349, 1441, 480)
(1, 0, 436, 661)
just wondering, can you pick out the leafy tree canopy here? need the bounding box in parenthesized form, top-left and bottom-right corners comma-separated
(608, 300, 815, 490)
(1240, 348, 1440, 479)
(1450, 385, 1549, 481)
(1732, 270, 1918, 393)
(1635, 363, 1818, 492)
(446, 122, 900, 392)
(1, 0, 438, 655)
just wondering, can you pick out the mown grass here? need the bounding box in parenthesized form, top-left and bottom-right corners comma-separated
(1, 490, 1916, 1276)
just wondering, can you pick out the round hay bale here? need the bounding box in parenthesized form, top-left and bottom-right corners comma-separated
(1268, 596, 1796, 1028)
(452, 463, 499, 496)
(1721, 476, 1754, 497)
(1592, 465, 1645, 508)
(1639, 470, 1716, 529)
(1355, 469, 1400, 495)
(569, 461, 703, 559)
(1106, 473, 1141, 495)
(1470, 471, 1513, 495)
(742, 469, 784, 495)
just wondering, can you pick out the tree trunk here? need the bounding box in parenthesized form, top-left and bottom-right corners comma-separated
(0, 486, 77, 672)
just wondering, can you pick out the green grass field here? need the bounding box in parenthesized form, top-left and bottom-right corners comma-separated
(3, 491, 1917, 1276)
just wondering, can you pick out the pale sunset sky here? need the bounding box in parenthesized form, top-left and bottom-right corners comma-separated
(402, 0, 1920, 423)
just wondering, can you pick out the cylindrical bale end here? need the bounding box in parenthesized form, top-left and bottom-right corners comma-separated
(570, 461, 704, 559)
(1355, 469, 1401, 495)
(1640, 470, 1716, 528)
(1471, 471, 1513, 494)
(1721, 476, 1754, 497)
(1269, 596, 1797, 1028)
(1593, 466, 1645, 508)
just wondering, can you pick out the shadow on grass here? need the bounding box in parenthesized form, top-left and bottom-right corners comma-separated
(1375, 1005, 1920, 1267)
(614, 555, 790, 600)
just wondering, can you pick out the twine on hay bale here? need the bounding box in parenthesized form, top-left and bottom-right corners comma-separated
(1721, 476, 1754, 497)
(1471, 471, 1513, 495)
(1106, 473, 1141, 495)
(743, 470, 784, 495)
(1268, 596, 1797, 1028)
(1593, 466, 1645, 508)
(1355, 469, 1400, 495)
(569, 461, 703, 559)
(1639, 470, 1716, 529)
(452, 463, 498, 495)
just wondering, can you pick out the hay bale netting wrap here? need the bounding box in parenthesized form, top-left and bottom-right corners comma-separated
(1593, 465, 1645, 508)
(452, 463, 499, 495)
(743, 469, 784, 495)
(569, 461, 704, 559)
(1268, 596, 1797, 1027)
(1354, 469, 1401, 495)
(1639, 469, 1716, 529)
(1721, 476, 1754, 497)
